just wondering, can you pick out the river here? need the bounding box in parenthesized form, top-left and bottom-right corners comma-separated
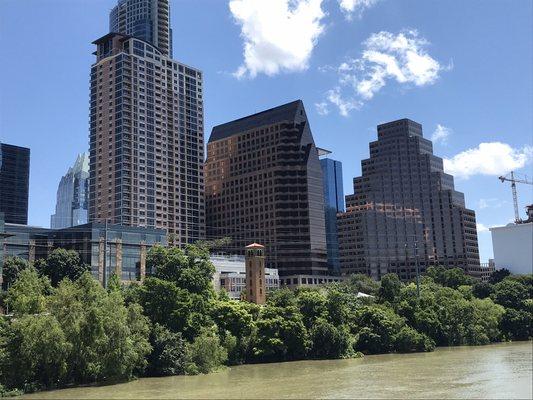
(23, 341, 532, 399)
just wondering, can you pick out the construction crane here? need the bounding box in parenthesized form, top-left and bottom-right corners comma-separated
(498, 171, 533, 223)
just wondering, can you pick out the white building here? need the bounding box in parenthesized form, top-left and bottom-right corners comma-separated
(490, 221, 533, 275)
(210, 254, 280, 300)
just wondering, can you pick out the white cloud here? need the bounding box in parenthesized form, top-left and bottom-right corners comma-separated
(477, 223, 490, 233)
(443, 142, 533, 179)
(321, 30, 445, 116)
(315, 101, 330, 115)
(326, 87, 361, 116)
(478, 198, 505, 210)
(229, 0, 326, 79)
(431, 124, 452, 144)
(338, 0, 379, 19)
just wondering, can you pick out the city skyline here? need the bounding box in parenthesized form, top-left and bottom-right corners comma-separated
(0, 0, 532, 262)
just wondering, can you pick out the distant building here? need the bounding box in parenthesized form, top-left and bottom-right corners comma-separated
(320, 156, 344, 275)
(337, 119, 480, 281)
(205, 100, 328, 277)
(51, 153, 89, 229)
(280, 274, 344, 289)
(0, 143, 30, 225)
(210, 254, 279, 300)
(110, 0, 173, 57)
(490, 206, 533, 275)
(1, 222, 166, 284)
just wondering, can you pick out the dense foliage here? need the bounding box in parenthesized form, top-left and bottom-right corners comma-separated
(0, 248, 531, 395)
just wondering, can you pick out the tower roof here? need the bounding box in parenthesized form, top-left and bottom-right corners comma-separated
(209, 100, 303, 143)
(246, 243, 265, 248)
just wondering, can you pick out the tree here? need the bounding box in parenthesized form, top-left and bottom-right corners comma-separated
(379, 274, 402, 304)
(499, 308, 532, 340)
(146, 324, 187, 377)
(426, 266, 474, 289)
(137, 277, 212, 340)
(491, 278, 529, 310)
(471, 281, 494, 299)
(5, 268, 51, 316)
(0, 314, 70, 391)
(267, 287, 297, 308)
(344, 274, 380, 296)
(1, 257, 30, 289)
(309, 318, 352, 359)
(489, 268, 511, 284)
(354, 306, 405, 354)
(252, 306, 310, 362)
(148, 244, 215, 298)
(297, 289, 327, 328)
(35, 248, 90, 286)
(185, 328, 228, 374)
(393, 326, 434, 353)
(46, 272, 151, 384)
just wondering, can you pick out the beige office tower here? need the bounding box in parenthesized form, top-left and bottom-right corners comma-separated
(89, 33, 205, 245)
(245, 243, 266, 305)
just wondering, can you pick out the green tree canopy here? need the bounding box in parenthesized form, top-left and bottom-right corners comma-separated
(35, 248, 90, 287)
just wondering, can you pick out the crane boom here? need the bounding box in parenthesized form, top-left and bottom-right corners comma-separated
(498, 171, 533, 223)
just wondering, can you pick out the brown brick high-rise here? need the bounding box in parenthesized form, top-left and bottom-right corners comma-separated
(205, 100, 328, 277)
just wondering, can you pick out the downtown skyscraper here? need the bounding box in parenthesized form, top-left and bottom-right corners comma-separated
(205, 100, 328, 277)
(89, 0, 205, 245)
(337, 119, 480, 281)
(51, 153, 89, 229)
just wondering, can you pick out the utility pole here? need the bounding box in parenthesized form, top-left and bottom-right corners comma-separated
(414, 240, 420, 299)
(103, 219, 108, 288)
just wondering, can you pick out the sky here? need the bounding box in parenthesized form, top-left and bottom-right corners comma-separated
(0, 0, 532, 263)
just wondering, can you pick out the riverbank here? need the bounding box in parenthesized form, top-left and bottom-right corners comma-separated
(22, 342, 532, 399)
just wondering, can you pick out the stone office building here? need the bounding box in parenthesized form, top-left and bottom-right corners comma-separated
(337, 119, 480, 281)
(205, 100, 328, 277)
(89, 0, 205, 245)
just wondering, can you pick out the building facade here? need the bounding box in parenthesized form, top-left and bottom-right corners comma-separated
(210, 254, 279, 300)
(337, 119, 480, 281)
(1, 222, 166, 284)
(89, 31, 204, 245)
(490, 206, 533, 275)
(51, 153, 90, 229)
(320, 157, 344, 275)
(110, 0, 173, 57)
(0, 143, 30, 225)
(205, 100, 328, 277)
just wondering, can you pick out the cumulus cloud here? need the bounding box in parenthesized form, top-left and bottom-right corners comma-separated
(443, 142, 533, 179)
(476, 223, 490, 233)
(431, 124, 452, 144)
(321, 30, 445, 116)
(229, 0, 326, 79)
(338, 0, 379, 19)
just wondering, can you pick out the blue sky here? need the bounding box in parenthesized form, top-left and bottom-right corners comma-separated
(0, 0, 532, 262)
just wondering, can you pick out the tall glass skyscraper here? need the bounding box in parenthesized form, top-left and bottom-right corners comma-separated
(89, 1, 205, 245)
(109, 0, 173, 57)
(337, 119, 480, 281)
(51, 153, 89, 229)
(320, 157, 344, 275)
(0, 143, 30, 225)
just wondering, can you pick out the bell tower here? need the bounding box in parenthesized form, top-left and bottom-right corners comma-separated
(245, 243, 266, 304)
